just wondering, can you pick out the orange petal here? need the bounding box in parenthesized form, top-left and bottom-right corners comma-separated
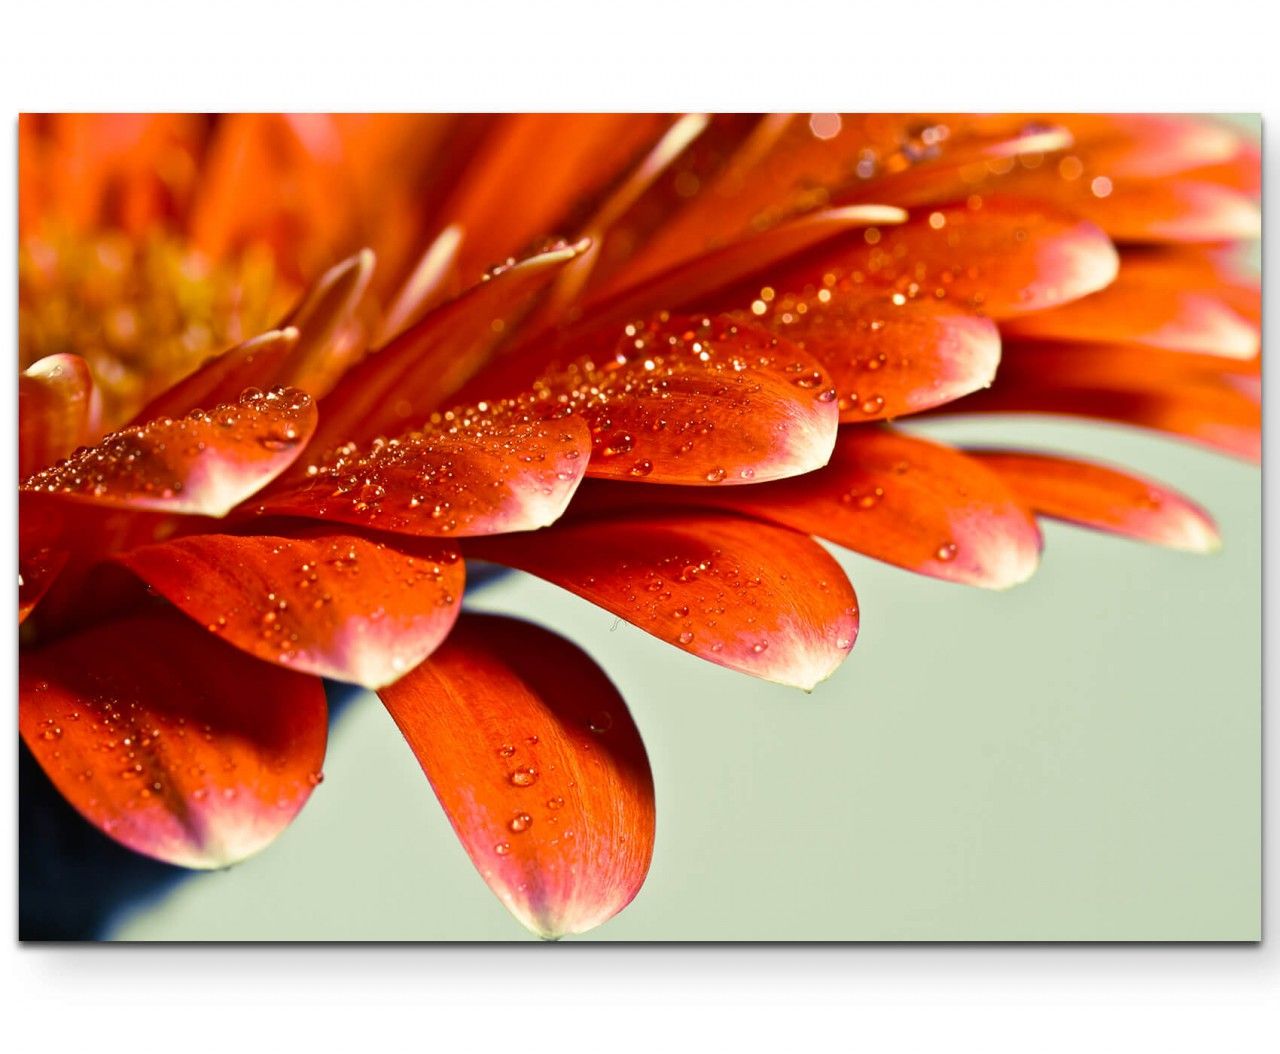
(991, 164, 1260, 244)
(1075, 178, 1260, 244)
(22, 386, 318, 517)
(577, 204, 906, 329)
(19, 545, 68, 625)
(313, 240, 589, 453)
(469, 513, 859, 690)
(378, 614, 655, 940)
(19, 607, 328, 869)
(115, 530, 464, 688)
(951, 343, 1261, 461)
(738, 291, 1001, 422)
(760, 195, 1119, 320)
(1055, 115, 1244, 180)
(966, 449, 1220, 552)
(1002, 248, 1259, 359)
(434, 114, 669, 280)
(274, 248, 376, 396)
(127, 328, 300, 426)
(20, 354, 99, 477)
(610, 115, 1066, 289)
(528, 114, 713, 330)
(256, 412, 592, 537)
(189, 114, 352, 282)
(522, 313, 840, 486)
(574, 427, 1041, 590)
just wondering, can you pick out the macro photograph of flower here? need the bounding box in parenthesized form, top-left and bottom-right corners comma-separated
(16, 111, 1261, 943)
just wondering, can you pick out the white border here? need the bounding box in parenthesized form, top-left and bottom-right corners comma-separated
(3, 1, 1274, 1049)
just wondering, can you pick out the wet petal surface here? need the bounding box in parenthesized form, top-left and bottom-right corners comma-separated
(256, 412, 592, 537)
(967, 449, 1220, 552)
(19, 608, 328, 869)
(379, 614, 654, 940)
(22, 386, 318, 518)
(115, 530, 464, 688)
(469, 512, 859, 690)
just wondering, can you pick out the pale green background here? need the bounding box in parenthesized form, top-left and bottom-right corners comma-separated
(114, 413, 1261, 941)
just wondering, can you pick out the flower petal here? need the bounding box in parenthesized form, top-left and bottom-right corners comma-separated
(956, 342, 1262, 460)
(578, 204, 907, 328)
(377, 614, 655, 940)
(574, 427, 1041, 590)
(256, 412, 592, 537)
(1002, 248, 1260, 359)
(313, 240, 589, 453)
(115, 530, 464, 688)
(20, 354, 99, 477)
(763, 195, 1119, 320)
(437, 114, 670, 281)
(275, 248, 376, 396)
(469, 513, 859, 690)
(21, 386, 317, 517)
(19, 608, 328, 869)
(741, 291, 1001, 422)
(1038, 176, 1260, 244)
(965, 449, 1220, 552)
(529, 313, 840, 486)
(127, 328, 300, 426)
(609, 115, 1067, 288)
(19, 545, 68, 625)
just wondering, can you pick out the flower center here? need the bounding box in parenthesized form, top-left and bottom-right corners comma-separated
(19, 226, 293, 429)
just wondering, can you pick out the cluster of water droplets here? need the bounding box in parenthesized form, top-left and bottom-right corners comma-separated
(22, 386, 313, 501)
(527, 313, 835, 482)
(289, 400, 583, 533)
(488, 732, 590, 858)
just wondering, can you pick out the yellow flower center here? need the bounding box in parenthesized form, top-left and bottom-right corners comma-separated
(19, 226, 293, 429)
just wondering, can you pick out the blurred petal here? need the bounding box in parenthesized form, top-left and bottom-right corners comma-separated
(378, 614, 655, 940)
(469, 513, 859, 690)
(1055, 114, 1244, 179)
(115, 530, 464, 688)
(19, 546, 68, 625)
(578, 204, 906, 328)
(22, 386, 317, 517)
(1044, 177, 1260, 244)
(20, 354, 99, 477)
(1002, 248, 1259, 359)
(275, 248, 376, 395)
(257, 413, 592, 537)
(958, 342, 1262, 459)
(437, 114, 670, 280)
(612, 114, 1066, 287)
(966, 449, 1220, 552)
(19, 608, 327, 869)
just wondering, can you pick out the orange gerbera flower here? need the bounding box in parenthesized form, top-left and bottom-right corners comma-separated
(18, 114, 1260, 939)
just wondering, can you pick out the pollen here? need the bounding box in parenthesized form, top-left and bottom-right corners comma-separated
(19, 226, 290, 429)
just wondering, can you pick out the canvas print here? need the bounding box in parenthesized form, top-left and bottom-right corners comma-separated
(18, 114, 1260, 941)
